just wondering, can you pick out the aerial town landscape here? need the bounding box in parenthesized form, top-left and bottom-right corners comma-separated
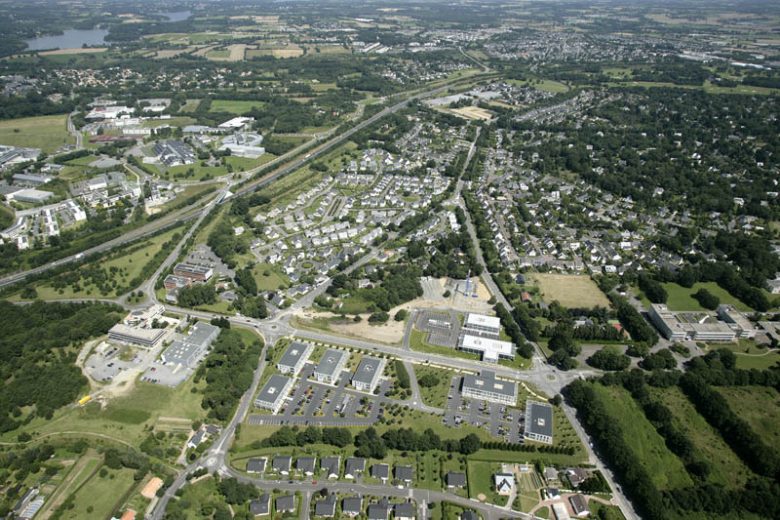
(0, 1, 779, 519)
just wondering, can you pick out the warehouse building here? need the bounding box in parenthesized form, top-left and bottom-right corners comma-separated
(160, 322, 220, 368)
(255, 375, 293, 414)
(461, 370, 517, 405)
(173, 263, 213, 282)
(350, 356, 386, 393)
(524, 400, 554, 445)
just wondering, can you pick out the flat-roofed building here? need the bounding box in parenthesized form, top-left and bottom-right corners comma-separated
(108, 323, 167, 348)
(524, 400, 554, 445)
(255, 374, 293, 414)
(163, 274, 191, 290)
(458, 334, 514, 363)
(160, 322, 220, 368)
(173, 263, 213, 282)
(648, 304, 687, 341)
(463, 313, 502, 338)
(717, 304, 757, 339)
(277, 341, 312, 376)
(461, 371, 517, 405)
(314, 349, 347, 384)
(351, 356, 385, 393)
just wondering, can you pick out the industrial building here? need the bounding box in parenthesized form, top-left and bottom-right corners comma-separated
(218, 132, 265, 158)
(154, 140, 196, 166)
(524, 400, 554, 445)
(173, 262, 213, 282)
(160, 321, 220, 368)
(7, 188, 54, 204)
(313, 349, 348, 384)
(461, 370, 517, 405)
(277, 341, 313, 376)
(350, 356, 385, 393)
(255, 374, 293, 414)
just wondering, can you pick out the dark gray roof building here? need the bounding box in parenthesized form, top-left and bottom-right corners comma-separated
(344, 457, 365, 478)
(313, 349, 348, 384)
(272, 455, 292, 474)
(314, 494, 337, 517)
(297, 456, 316, 475)
(250, 494, 270, 516)
(371, 463, 389, 481)
(395, 465, 413, 483)
(246, 457, 266, 474)
(524, 400, 554, 445)
(275, 494, 295, 513)
(461, 370, 517, 406)
(255, 375, 293, 414)
(278, 341, 312, 376)
(446, 472, 466, 488)
(342, 496, 362, 517)
(351, 356, 385, 393)
(321, 456, 340, 479)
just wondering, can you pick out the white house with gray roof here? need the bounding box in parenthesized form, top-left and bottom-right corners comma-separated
(277, 341, 312, 376)
(255, 375, 293, 414)
(313, 349, 347, 384)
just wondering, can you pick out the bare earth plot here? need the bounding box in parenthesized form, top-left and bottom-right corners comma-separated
(530, 273, 610, 309)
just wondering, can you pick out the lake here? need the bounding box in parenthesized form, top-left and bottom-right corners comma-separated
(25, 28, 109, 51)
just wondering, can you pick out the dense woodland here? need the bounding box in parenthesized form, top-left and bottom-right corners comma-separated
(0, 301, 122, 432)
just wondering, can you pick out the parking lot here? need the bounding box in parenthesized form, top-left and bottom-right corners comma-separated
(415, 309, 461, 348)
(247, 363, 393, 427)
(443, 375, 524, 443)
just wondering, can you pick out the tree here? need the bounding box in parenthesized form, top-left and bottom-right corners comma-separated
(587, 347, 631, 371)
(459, 434, 481, 455)
(692, 288, 719, 310)
(394, 309, 408, 321)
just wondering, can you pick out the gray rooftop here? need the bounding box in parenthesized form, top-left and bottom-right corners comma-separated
(256, 375, 292, 407)
(461, 370, 517, 399)
(526, 400, 554, 438)
(315, 349, 347, 378)
(279, 341, 311, 368)
(352, 356, 383, 385)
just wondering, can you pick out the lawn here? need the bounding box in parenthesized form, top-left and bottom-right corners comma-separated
(210, 99, 266, 114)
(21, 225, 184, 299)
(466, 460, 505, 506)
(652, 386, 751, 488)
(660, 282, 754, 312)
(530, 274, 610, 309)
(36, 449, 103, 519)
(2, 374, 208, 447)
(61, 467, 136, 520)
(166, 162, 230, 181)
(0, 204, 13, 229)
(0, 114, 73, 152)
(591, 384, 693, 490)
(414, 365, 455, 408)
(716, 386, 780, 446)
(252, 262, 290, 291)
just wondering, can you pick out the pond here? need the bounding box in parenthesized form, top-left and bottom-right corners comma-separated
(25, 28, 109, 51)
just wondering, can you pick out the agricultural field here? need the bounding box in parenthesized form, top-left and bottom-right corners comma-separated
(0, 114, 73, 152)
(59, 467, 137, 520)
(450, 106, 495, 121)
(652, 386, 752, 488)
(590, 384, 693, 490)
(716, 386, 780, 446)
(530, 274, 611, 309)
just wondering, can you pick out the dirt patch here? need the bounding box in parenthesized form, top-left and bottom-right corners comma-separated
(451, 106, 494, 121)
(141, 477, 163, 499)
(477, 493, 487, 502)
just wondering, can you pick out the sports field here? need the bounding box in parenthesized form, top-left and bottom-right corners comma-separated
(0, 115, 73, 153)
(530, 274, 610, 308)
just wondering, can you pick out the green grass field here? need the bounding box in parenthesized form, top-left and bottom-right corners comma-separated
(20, 225, 184, 300)
(414, 365, 455, 408)
(0, 204, 13, 229)
(466, 460, 505, 505)
(717, 386, 780, 447)
(210, 99, 266, 114)
(591, 384, 693, 490)
(0, 115, 73, 152)
(61, 467, 136, 520)
(530, 273, 610, 309)
(652, 386, 751, 488)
